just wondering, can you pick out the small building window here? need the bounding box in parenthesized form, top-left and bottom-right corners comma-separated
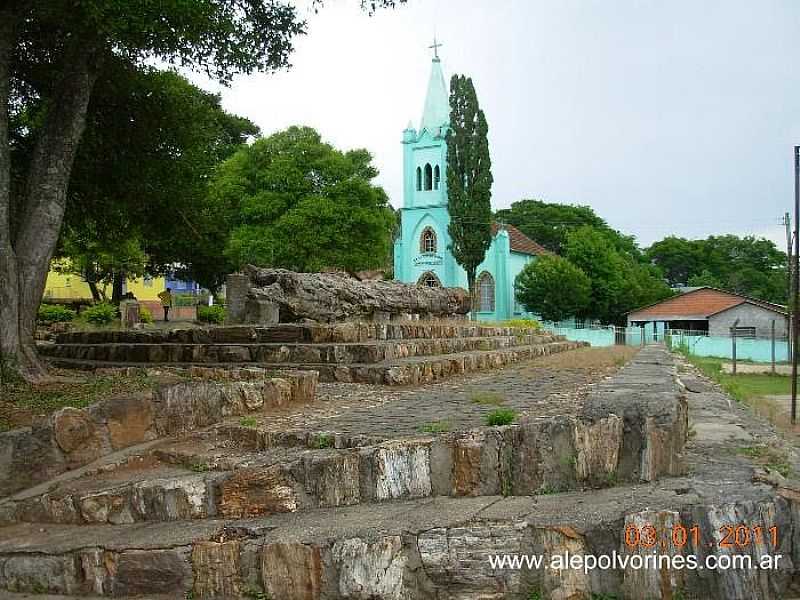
(477, 271, 495, 312)
(420, 227, 437, 254)
(424, 163, 432, 191)
(416, 166, 422, 191)
(143, 276, 153, 288)
(418, 271, 441, 288)
(732, 326, 756, 338)
(434, 165, 440, 190)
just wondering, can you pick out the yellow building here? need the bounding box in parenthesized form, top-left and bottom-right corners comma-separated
(43, 270, 166, 302)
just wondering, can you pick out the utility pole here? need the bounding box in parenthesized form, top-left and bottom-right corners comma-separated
(792, 146, 799, 425)
(784, 212, 792, 360)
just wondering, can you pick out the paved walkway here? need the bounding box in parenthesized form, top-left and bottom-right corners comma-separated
(248, 345, 637, 439)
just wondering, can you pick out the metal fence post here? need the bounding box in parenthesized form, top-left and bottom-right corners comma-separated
(772, 320, 776, 374)
(731, 318, 739, 375)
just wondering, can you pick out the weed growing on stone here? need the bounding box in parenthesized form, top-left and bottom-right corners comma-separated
(485, 408, 517, 426)
(243, 587, 269, 600)
(420, 421, 450, 433)
(535, 483, 564, 495)
(528, 590, 542, 600)
(737, 445, 792, 477)
(470, 391, 506, 406)
(189, 462, 210, 473)
(590, 594, 621, 600)
(311, 433, 335, 449)
(239, 416, 258, 428)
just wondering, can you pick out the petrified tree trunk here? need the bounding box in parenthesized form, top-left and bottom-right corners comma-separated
(234, 266, 470, 324)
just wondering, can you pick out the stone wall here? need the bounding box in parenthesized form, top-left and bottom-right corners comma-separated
(0, 371, 317, 498)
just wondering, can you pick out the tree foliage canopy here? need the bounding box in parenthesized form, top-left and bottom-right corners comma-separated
(445, 74, 492, 312)
(210, 126, 396, 273)
(646, 235, 787, 303)
(515, 255, 591, 322)
(495, 198, 640, 258)
(564, 226, 673, 324)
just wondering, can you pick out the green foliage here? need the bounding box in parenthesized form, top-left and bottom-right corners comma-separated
(499, 319, 542, 330)
(496, 198, 638, 257)
(565, 227, 673, 324)
(419, 421, 450, 433)
(37, 303, 76, 325)
(212, 127, 396, 273)
(515, 255, 591, 322)
(310, 433, 335, 449)
(81, 303, 117, 325)
(446, 74, 493, 312)
(189, 462, 210, 473)
(647, 235, 787, 303)
(197, 305, 225, 324)
(736, 446, 791, 477)
(239, 416, 258, 428)
(470, 392, 506, 406)
(57, 65, 259, 293)
(485, 408, 517, 426)
(139, 305, 154, 324)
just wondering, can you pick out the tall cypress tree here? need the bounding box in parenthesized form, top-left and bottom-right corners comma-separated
(446, 74, 493, 318)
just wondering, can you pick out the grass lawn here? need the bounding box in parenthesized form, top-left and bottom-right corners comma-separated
(0, 372, 161, 433)
(684, 354, 791, 403)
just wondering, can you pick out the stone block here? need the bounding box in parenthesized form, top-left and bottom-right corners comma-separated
(262, 542, 323, 600)
(192, 540, 243, 598)
(217, 465, 298, 518)
(112, 548, 192, 596)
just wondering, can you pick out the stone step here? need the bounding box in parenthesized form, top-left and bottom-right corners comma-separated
(1, 353, 687, 526)
(0, 481, 792, 599)
(0, 371, 318, 499)
(40, 333, 560, 365)
(42, 340, 587, 385)
(54, 322, 549, 346)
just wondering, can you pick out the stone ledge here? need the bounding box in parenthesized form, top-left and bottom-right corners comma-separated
(0, 488, 791, 599)
(0, 371, 318, 499)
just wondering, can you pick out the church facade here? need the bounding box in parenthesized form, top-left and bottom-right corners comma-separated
(393, 53, 547, 321)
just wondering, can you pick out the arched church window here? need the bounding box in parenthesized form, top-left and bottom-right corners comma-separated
(418, 271, 441, 288)
(420, 227, 437, 254)
(416, 167, 422, 191)
(424, 164, 433, 191)
(477, 271, 495, 312)
(434, 165, 440, 190)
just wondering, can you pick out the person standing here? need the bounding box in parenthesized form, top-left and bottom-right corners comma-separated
(158, 287, 173, 322)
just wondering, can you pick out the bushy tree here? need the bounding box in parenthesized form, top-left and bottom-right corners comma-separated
(514, 255, 591, 322)
(646, 234, 787, 303)
(0, 0, 401, 379)
(212, 126, 396, 273)
(446, 74, 493, 316)
(565, 226, 673, 324)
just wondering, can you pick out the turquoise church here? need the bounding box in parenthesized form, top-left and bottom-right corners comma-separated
(393, 50, 548, 320)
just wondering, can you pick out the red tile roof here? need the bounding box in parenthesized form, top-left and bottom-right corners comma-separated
(491, 223, 550, 256)
(628, 287, 786, 319)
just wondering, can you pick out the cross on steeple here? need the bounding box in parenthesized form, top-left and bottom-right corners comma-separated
(428, 36, 443, 60)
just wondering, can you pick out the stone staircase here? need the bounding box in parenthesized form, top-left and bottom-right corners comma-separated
(1, 346, 798, 599)
(39, 322, 586, 385)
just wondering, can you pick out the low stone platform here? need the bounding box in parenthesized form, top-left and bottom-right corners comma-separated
(2, 346, 798, 599)
(39, 323, 587, 385)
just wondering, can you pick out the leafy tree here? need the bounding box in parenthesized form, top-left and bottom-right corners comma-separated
(565, 226, 673, 324)
(446, 74, 493, 317)
(495, 198, 641, 258)
(514, 255, 591, 322)
(212, 126, 396, 273)
(646, 234, 787, 303)
(0, 0, 400, 380)
(59, 63, 258, 297)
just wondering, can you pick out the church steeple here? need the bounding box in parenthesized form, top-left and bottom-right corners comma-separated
(419, 39, 449, 135)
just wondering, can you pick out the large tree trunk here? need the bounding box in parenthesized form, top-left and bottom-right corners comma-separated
(0, 23, 99, 381)
(111, 271, 125, 304)
(0, 5, 20, 381)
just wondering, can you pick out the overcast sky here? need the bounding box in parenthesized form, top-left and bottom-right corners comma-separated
(188, 0, 800, 249)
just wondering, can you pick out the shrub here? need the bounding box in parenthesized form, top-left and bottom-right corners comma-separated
(37, 303, 76, 325)
(502, 319, 542, 330)
(82, 303, 117, 325)
(419, 421, 450, 433)
(197, 304, 225, 324)
(485, 408, 517, 426)
(139, 305, 154, 324)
